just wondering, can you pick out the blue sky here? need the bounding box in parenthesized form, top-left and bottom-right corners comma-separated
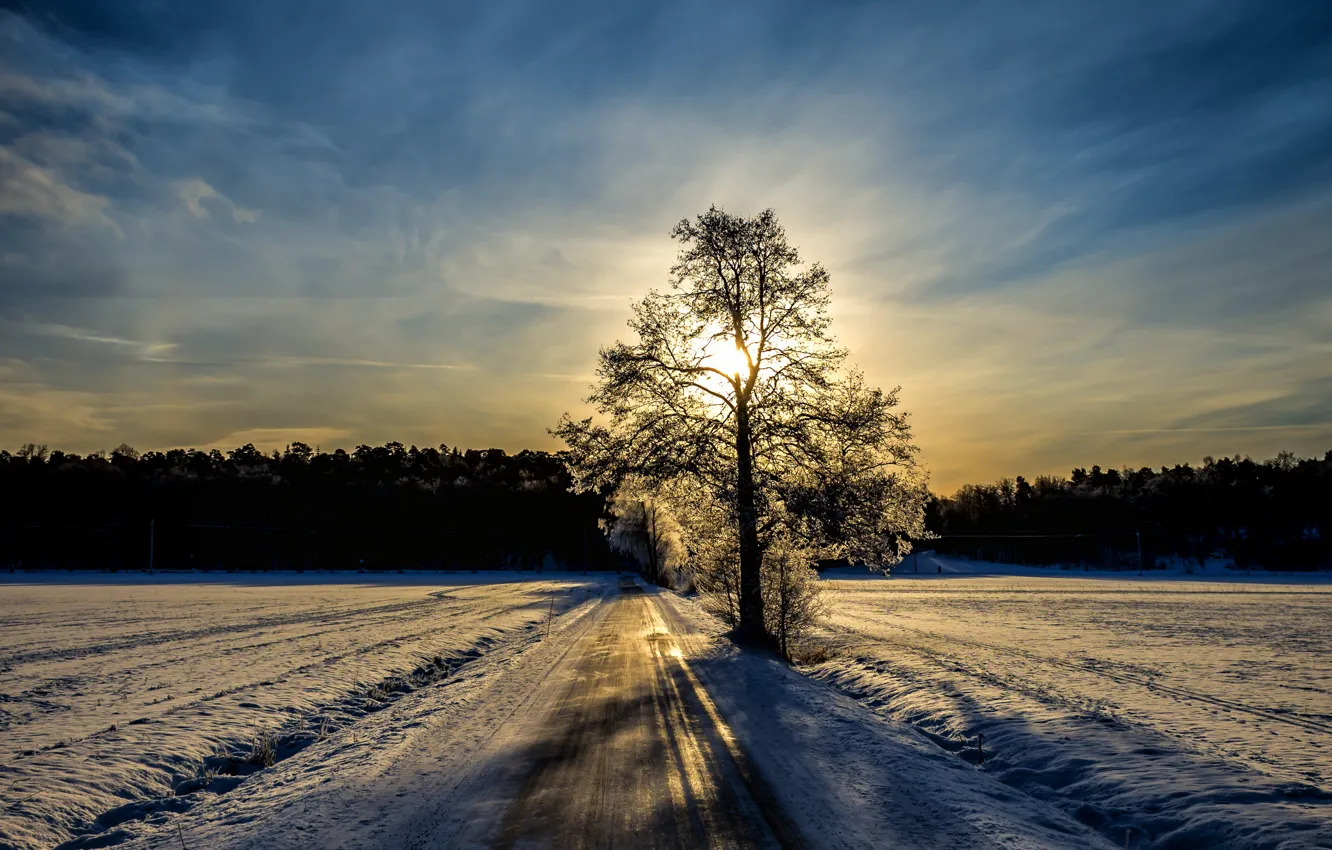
(1, 0, 1329, 491)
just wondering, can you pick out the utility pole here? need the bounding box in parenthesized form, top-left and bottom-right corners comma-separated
(149, 518, 156, 573)
(1136, 528, 1143, 576)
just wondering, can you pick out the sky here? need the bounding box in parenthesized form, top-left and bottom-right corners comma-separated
(1, 1, 1329, 493)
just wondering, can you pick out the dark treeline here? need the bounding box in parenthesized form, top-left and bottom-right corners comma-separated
(8, 442, 1330, 573)
(927, 450, 1332, 571)
(2, 442, 618, 571)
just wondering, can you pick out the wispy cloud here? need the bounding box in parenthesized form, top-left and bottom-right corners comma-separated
(173, 178, 260, 224)
(1082, 425, 1332, 435)
(0, 147, 114, 226)
(0, 66, 245, 127)
(22, 322, 174, 357)
(140, 354, 471, 371)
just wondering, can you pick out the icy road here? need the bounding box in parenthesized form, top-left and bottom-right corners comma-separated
(480, 584, 786, 849)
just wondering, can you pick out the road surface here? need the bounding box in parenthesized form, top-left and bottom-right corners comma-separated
(486, 582, 789, 849)
(350, 580, 796, 849)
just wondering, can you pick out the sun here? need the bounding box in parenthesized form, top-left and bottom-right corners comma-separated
(702, 341, 750, 379)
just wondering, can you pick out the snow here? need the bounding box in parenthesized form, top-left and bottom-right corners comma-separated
(6, 564, 1328, 850)
(120, 579, 1117, 850)
(885, 551, 1332, 584)
(810, 554, 1332, 849)
(651, 585, 1121, 849)
(8, 571, 1124, 850)
(0, 570, 614, 850)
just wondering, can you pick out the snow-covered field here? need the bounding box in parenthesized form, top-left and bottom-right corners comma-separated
(813, 555, 1332, 849)
(104, 579, 1121, 850)
(5, 564, 1329, 850)
(0, 571, 612, 850)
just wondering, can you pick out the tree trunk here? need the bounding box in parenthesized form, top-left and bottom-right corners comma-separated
(735, 400, 765, 641)
(644, 501, 658, 585)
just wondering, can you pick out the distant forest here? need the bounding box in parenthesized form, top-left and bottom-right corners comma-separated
(3, 443, 1329, 572)
(1, 442, 616, 572)
(927, 451, 1332, 571)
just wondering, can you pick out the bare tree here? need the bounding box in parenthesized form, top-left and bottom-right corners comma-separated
(16, 443, 49, 462)
(555, 206, 926, 642)
(662, 478, 743, 625)
(603, 480, 684, 587)
(762, 533, 829, 661)
(112, 443, 140, 461)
